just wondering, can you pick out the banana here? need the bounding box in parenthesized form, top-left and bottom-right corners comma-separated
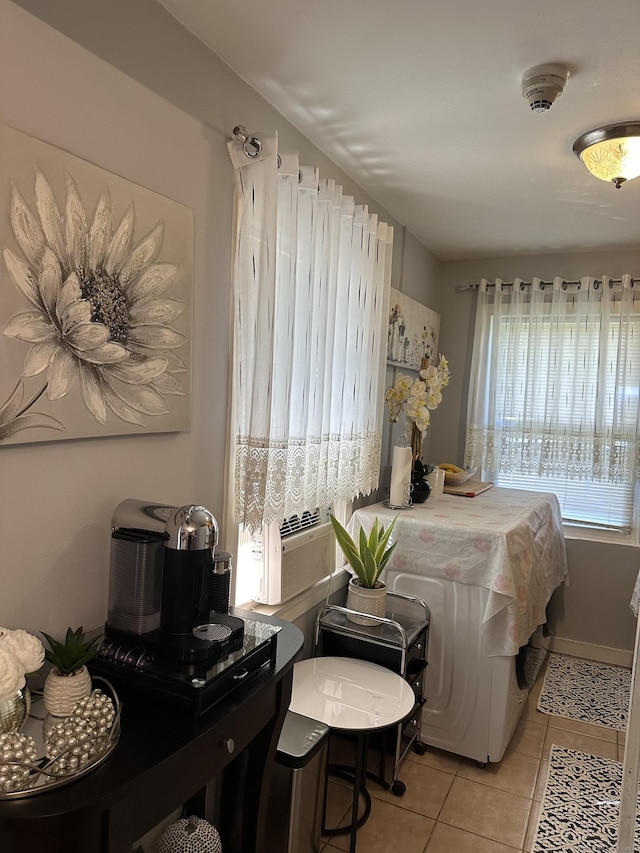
(439, 463, 463, 473)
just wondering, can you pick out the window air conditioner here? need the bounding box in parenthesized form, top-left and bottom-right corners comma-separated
(248, 507, 334, 605)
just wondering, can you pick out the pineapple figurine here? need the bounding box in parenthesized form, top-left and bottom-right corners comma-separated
(41, 627, 99, 718)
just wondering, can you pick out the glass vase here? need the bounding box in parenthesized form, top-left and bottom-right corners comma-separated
(410, 421, 423, 464)
(0, 685, 31, 733)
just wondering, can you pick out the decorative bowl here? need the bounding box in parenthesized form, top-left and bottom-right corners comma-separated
(0, 677, 120, 799)
(442, 467, 477, 485)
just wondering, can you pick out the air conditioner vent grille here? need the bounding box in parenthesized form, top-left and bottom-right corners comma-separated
(279, 509, 320, 538)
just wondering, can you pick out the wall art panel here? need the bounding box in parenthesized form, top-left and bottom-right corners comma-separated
(387, 287, 439, 370)
(0, 123, 192, 445)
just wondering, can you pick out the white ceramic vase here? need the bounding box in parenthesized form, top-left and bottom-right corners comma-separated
(346, 577, 387, 626)
(43, 665, 92, 717)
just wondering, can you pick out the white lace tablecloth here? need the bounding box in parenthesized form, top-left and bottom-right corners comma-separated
(350, 488, 569, 657)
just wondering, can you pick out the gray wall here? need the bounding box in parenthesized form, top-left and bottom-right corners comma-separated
(0, 0, 437, 636)
(3, 0, 638, 659)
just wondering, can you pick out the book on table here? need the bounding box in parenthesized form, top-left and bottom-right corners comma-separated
(443, 480, 494, 497)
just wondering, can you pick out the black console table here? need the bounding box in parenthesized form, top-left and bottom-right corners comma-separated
(0, 611, 304, 853)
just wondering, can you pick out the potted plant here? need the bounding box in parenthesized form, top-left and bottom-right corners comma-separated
(41, 626, 99, 717)
(330, 513, 398, 625)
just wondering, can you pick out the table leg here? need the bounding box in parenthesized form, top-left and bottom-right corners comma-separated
(322, 732, 373, 852)
(349, 732, 368, 853)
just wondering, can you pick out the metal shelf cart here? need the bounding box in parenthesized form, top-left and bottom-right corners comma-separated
(315, 591, 429, 795)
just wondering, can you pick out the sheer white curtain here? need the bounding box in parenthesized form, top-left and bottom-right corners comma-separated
(466, 275, 640, 531)
(227, 132, 393, 531)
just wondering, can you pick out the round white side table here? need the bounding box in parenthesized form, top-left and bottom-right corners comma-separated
(289, 656, 415, 853)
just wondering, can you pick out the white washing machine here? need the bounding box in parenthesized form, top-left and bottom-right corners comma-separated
(386, 569, 529, 765)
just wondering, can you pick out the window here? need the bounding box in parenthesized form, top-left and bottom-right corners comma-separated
(226, 132, 393, 603)
(466, 276, 640, 534)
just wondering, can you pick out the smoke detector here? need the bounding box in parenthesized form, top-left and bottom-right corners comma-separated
(522, 64, 568, 113)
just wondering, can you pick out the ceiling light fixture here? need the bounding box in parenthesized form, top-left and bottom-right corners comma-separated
(572, 123, 640, 188)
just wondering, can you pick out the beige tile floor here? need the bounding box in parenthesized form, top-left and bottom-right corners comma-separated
(320, 659, 625, 853)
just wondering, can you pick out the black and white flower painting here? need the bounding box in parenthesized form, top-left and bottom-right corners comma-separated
(0, 123, 192, 445)
(387, 287, 439, 370)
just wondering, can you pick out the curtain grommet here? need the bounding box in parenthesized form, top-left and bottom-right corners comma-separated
(244, 137, 262, 158)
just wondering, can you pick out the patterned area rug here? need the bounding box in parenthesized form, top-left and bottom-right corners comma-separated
(532, 746, 640, 852)
(537, 654, 630, 730)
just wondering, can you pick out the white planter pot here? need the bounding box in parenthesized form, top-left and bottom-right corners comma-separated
(346, 578, 387, 626)
(43, 665, 92, 717)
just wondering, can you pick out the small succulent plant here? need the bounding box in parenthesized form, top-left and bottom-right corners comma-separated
(329, 513, 398, 589)
(41, 626, 99, 675)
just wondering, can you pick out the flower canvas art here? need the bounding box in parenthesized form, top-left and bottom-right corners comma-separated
(0, 123, 192, 445)
(387, 287, 440, 371)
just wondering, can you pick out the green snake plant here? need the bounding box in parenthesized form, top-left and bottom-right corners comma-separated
(329, 513, 398, 588)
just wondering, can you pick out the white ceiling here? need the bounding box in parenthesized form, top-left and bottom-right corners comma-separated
(157, 0, 639, 261)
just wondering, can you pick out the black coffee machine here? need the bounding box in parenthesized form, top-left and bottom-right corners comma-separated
(105, 498, 241, 663)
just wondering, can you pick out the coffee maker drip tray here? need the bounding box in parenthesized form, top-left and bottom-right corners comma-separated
(90, 616, 281, 719)
(193, 622, 235, 643)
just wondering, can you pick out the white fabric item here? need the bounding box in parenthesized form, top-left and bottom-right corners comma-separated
(620, 570, 640, 851)
(630, 569, 640, 618)
(465, 276, 640, 530)
(350, 488, 568, 656)
(389, 445, 412, 507)
(227, 133, 393, 530)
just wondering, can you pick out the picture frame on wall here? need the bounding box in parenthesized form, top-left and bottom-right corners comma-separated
(387, 287, 440, 370)
(0, 122, 193, 446)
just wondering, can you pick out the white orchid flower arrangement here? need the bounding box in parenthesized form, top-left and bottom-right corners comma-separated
(0, 627, 45, 701)
(385, 354, 450, 438)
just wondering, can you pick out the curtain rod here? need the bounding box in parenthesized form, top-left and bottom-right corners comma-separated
(456, 277, 636, 293)
(232, 124, 262, 158)
(230, 125, 299, 178)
